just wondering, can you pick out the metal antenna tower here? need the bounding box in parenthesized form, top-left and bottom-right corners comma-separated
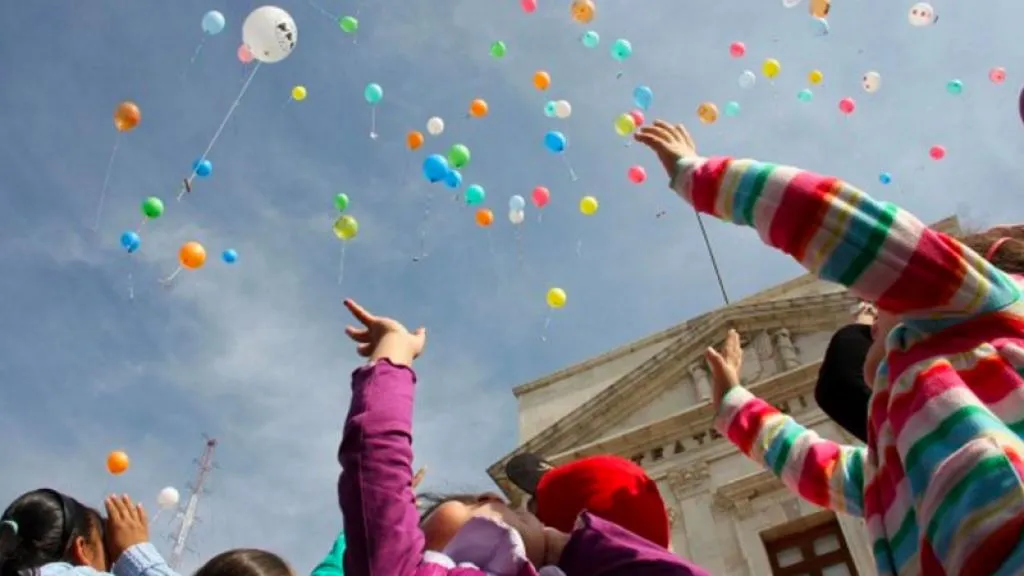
(168, 436, 218, 570)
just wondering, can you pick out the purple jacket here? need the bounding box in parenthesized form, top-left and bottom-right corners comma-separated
(338, 360, 711, 576)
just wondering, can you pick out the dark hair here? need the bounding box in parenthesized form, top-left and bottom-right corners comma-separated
(416, 493, 481, 523)
(961, 226, 1024, 274)
(0, 489, 104, 576)
(193, 549, 292, 576)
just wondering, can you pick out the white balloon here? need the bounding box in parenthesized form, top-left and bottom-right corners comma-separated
(157, 487, 180, 510)
(862, 71, 881, 93)
(782, 0, 802, 7)
(908, 2, 937, 26)
(242, 6, 297, 64)
(426, 117, 445, 136)
(738, 70, 756, 89)
(554, 100, 572, 119)
(509, 210, 525, 225)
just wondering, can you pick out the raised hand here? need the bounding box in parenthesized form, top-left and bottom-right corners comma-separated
(705, 329, 743, 412)
(104, 494, 149, 563)
(633, 120, 699, 179)
(344, 299, 426, 367)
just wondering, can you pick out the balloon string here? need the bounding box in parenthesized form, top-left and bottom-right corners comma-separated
(179, 62, 262, 200)
(369, 107, 378, 139)
(514, 226, 524, 270)
(338, 242, 347, 286)
(576, 239, 582, 258)
(693, 209, 730, 305)
(160, 266, 182, 286)
(306, 0, 337, 20)
(182, 38, 207, 80)
(136, 218, 146, 233)
(561, 155, 579, 181)
(417, 190, 433, 260)
(541, 314, 552, 342)
(91, 134, 122, 232)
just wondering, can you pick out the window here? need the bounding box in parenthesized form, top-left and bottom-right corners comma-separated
(761, 512, 857, 575)
(651, 447, 664, 461)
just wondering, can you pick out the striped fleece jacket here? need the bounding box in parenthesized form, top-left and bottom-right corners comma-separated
(669, 156, 1024, 575)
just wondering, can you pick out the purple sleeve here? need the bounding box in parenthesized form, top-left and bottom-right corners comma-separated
(558, 514, 710, 576)
(338, 360, 425, 576)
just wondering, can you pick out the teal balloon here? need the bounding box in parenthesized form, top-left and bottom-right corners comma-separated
(946, 79, 963, 95)
(544, 101, 557, 117)
(364, 83, 383, 104)
(797, 88, 814, 102)
(464, 184, 485, 205)
(723, 101, 740, 117)
(581, 31, 600, 48)
(611, 39, 632, 61)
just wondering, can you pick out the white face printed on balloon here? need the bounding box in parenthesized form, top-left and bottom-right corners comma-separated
(908, 3, 937, 27)
(242, 6, 298, 63)
(862, 72, 881, 93)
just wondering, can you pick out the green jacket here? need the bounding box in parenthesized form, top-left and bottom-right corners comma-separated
(311, 532, 345, 576)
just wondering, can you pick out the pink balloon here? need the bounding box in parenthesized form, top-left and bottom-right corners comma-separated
(237, 44, 253, 64)
(838, 97, 856, 115)
(521, 0, 537, 13)
(729, 42, 746, 58)
(627, 165, 647, 184)
(629, 109, 645, 126)
(929, 145, 946, 160)
(531, 186, 550, 207)
(989, 67, 1006, 84)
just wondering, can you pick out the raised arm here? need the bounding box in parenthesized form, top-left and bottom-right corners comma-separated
(111, 543, 181, 576)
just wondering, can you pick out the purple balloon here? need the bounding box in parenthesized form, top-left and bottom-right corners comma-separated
(1019, 85, 1024, 125)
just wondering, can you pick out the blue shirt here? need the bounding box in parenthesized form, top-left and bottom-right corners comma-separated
(39, 543, 179, 576)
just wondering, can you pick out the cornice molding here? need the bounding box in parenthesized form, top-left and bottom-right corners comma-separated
(712, 470, 785, 519)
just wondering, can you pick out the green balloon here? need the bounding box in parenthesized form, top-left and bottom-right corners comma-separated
(448, 144, 470, 168)
(339, 16, 358, 33)
(490, 41, 506, 58)
(334, 193, 350, 212)
(141, 196, 164, 219)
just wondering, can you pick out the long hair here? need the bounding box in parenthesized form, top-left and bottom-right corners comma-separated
(193, 549, 292, 576)
(961, 225, 1024, 274)
(0, 489, 103, 576)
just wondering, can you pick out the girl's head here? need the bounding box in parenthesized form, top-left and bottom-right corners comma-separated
(0, 489, 106, 576)
(418, 493, 547, 564)
(194, 549, 293, 576)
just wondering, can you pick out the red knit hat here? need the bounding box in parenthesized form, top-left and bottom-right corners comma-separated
(506, 454, 670, 548)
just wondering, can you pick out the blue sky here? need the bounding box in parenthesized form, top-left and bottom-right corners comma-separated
(1, 0, 1023, 571)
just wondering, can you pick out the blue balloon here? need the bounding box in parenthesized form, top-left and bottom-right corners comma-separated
(444, 169, 463, 189)
(201, 10, 225, 35)
(581, 30, 600, 48)
(544, 101, 557, 117)
(120, 231, 141, 253)
(879, 172, 892, 185)
(423, 154, 449, 183)
(193, 158, 212, 177)
(544, 131, 566, 153)
(633, 85, 653, 111)
(364, 83, 383, 104)
(464, 184, 485, 205)
(222, 249, 238, 263)
(509, 195, 526, 211)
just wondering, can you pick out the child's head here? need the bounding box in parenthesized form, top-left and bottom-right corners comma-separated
(418, 493, 547, 564)
(193, 549, 293, 576)
(0, 489, 106, 576)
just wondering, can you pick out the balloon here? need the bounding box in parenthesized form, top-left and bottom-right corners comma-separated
(334, 193, 349, 212)
(811, 17, 829, 36)
(879, 172, 892, 185)
(193, 158, 213, 177)
(629, 109, 645, 126)
(544, 101, 558, 117)
(544, 131, 566, 153)
(990, 67, 1006, 84)
(782, 0, 801, 7)
(509, 195, 526, 211)
(222, 249, 238, 264)
(364, 83, 383, 104)
(862, 71, 881, 93)
(242, 6, 297, 64)
(808, 69, 824, 85)
(581, 31, 600, 48)
(729, 42, 745, 58)
(157, 487, 180, 510)
(908, 3, 937, 26)
(291, 85, 307, 101)
(444, 169, 463, 189)
(571, 0, 595, 23)
(533, 71, 551, 90)
(633, 85, 653, 110)
(611, 39, 632, 61)
(179, 241, 207, 269)
(426, 117, 444, 136)
(406, 131, 424, 150)
(114, 101, 141, 132)
(141, 197, 164, 219)
(339, 16, 358, 33)
(697, 102, 718, 124)
(448, 144, 470, 168)
(490, 41, 507, 58)
(929, 145, 946, 160)
(738, 70, 756, 89)
(521, 0, 537, 13)
(838, 97, 855, 114)
(554, 100, 572, 119)
(614, 113, 636, 136)
(546, 287, 567, 309)
(762, 58, 781, 79)
(120, 231, 140, 254)
(946, 79, 963, 95)
(237, 44, 254, 63)
(423, 155, 449, 183)
(531, 186, 550, 207)
(809, 0, 831, 18)
(628, 165, 646, 184)
(579, 196, 598, 215)
(465, 184, 486, 205)
(723, 101, 741, 116)
(797, 89, 813, 102)
(475, 208, 494, 227)
(469, 99, 488, 118)
(333, 215, 359, 240)
(509, 210, 525, 225)
(107, 451, 129, 475)
(202, 10, 226, 35)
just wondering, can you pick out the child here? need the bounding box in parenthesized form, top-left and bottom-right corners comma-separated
(194, 549, 292, 576)
(0, 491, 177, 576)
(635, 120, 1024, 575)
(336, 299, 709, 575)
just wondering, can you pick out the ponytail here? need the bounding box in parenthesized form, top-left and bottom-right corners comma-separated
(0, 489, 101, 576)
(0, 520, 22, 576)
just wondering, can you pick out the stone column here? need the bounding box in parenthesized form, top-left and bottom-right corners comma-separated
(688, 363, 711, 402)
(772, 328, 800, 370)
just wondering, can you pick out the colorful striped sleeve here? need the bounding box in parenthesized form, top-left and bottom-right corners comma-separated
(671, 157, 1022, 334)
(714, 386, 867, 517)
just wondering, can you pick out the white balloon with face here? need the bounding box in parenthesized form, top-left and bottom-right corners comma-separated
(554, 100, 572, 119)
(509, 210, 525, 225)
(426, 116, 444, 136)
(908, 2, 937, 26)
(242, 6, 297, 63)
(862, 71, 881, 93)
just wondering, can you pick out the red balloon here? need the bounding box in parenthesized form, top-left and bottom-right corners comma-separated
(629, 109, 645, 126)
(531, 186, 550, 207)
(627, 165, 646, 184)
(929, 145, 946, 160)
(729, 42, 746, 58)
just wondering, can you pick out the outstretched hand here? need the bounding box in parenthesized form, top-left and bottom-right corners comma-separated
(705, 329, 743, 412)
(344, 299, 426, 367)
(633, 120, 699, 179)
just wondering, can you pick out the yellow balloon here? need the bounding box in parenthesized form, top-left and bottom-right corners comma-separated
(546, 287, 567, 309)
(292, 85, 307, 101)
(333, 215, 358, 240)
(697, 102, 718, 124)
(614, 113, 636, 136)
(808, 70, 823, 85)
(579, 196, 598, 215)
(762, 58, 781, 79)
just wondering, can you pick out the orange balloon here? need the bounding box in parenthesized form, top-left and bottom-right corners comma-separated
(107, 450, 130, 475)
(475, 208, 494, 227)
(570, 0, 595, 23)
(179, 241, 207, 270)
(406, 130, 424, 150)
(114, 101, 141, 132)
(469, 99, 489, 118)
(533, 71, 551, 90)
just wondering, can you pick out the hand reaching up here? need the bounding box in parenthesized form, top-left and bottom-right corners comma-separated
(633, 120, 699, 179)
(105, 494, 149, 563)
(705, 329, 743, 412)
(344, 299, 426, 367)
